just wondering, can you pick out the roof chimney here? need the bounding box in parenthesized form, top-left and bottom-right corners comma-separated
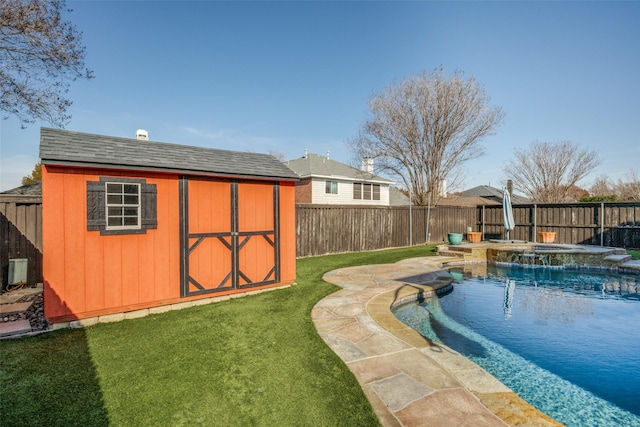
(326, 150, 330, 160)
(135, 129, 149, 141)
(362, 157, 374, 173)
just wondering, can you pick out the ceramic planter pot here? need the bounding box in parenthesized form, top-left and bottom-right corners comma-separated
(448, 233, 463, 245)
(467, 231, 482, 243)
(538, 231, 556, 243)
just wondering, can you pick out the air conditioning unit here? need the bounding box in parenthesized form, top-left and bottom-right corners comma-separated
(8, 259, 28, 285)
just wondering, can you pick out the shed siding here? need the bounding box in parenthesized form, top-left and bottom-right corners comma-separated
(237, 182, 275, 285)
(43, 166, 181, 321)
(187, 179, 233, 292)
(279, 182, 296, 283)
(43, 165, 296, 323)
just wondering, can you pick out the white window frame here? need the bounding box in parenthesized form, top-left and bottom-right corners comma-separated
(325, 180, 338, 195)
(353, 182, 362, 200)
(105, 181, 141, 230)
(353, 182, 381, 201)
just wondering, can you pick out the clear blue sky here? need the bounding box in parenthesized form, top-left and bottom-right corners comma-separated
(1, 1, 639, 192)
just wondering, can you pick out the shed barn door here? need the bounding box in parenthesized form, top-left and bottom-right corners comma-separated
(180, 178, 280, 297)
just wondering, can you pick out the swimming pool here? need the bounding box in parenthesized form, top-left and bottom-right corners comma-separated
(393, 265, 640, 426)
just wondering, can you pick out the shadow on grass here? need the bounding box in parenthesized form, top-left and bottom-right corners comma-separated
(0, 328, 109, 426)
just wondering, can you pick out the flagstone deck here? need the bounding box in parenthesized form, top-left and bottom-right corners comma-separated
(312, 256, 561, 427)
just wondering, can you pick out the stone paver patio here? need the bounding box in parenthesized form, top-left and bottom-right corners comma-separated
(312, 256, 562, 427)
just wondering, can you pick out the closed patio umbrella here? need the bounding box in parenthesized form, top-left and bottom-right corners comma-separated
(503, 188, 515, 240)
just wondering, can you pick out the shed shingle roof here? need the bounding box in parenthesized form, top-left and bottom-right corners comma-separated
(39, 128, 299, 181)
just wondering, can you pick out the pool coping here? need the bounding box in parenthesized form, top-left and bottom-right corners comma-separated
(312, 256, 562, 427)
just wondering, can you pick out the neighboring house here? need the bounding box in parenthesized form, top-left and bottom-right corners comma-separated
(436, 195, 500, 207)
(1, 181, 42, 197)
(40, 128, 299, 325)
(389, 187, 410, 206)
(284, 153, 393, 205)
(460, 185, 530, 205)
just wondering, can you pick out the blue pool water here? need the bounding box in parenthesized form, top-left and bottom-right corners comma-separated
(393, 265, 640, 426)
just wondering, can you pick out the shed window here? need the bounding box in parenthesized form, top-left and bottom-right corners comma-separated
(325, 180, 338, 195)
(87, 177, 157, 235)
(106, 182, 140, 229)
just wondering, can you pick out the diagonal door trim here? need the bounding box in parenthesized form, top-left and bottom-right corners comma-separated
(180, 177, 280, 297)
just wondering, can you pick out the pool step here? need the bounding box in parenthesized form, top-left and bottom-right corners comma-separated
(620, 259, 640, 272)
(436, 244, 494, 263)
(604, 254, 632, 263)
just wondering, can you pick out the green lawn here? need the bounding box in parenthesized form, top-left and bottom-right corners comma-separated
(0, 245, 436, 427)
(628, 249, 640, 260)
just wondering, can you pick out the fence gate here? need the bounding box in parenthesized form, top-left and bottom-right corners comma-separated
(179, 177, 280, 297)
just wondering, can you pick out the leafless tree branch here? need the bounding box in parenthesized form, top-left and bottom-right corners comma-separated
(349, 68, 504, 205)
(504, 140, 600, 203)
(0, 0, 93, 127)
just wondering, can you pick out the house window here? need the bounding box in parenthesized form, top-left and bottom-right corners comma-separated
(353, 182, 362, 199)
(353, 182, 381, 201)
(106, 182, 140, 230)
(363, 183, 372, 200)
(87, 177, 157, 235)
(325, 180, 338, 195)
(373, 184, 380, 200)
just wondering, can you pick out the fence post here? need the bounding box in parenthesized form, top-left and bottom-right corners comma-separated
(409, 190, 413, 246)
(600, 202, 604, 246)
(533, 204, 537, 243)
(425, 193, 431, 244)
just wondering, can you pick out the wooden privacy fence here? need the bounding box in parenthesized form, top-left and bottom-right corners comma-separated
(0, 195, 43, 288)
(480, 202, 640, 248)
(296, 204, 476, 257)
(296, 202, 640, 257)
(2, 199, 639, 280)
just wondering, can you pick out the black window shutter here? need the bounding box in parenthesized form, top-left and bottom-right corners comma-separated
(141, 183, 157, 229)
(87, 180, 106, 231)
(88, 178, 156, 234)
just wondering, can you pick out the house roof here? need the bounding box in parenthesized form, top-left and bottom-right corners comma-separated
(283, 153, 392, 184)
(389, 187, 410, 206)
(436, 195, 500, 207)
(0, 181, 42, 196)
(39, 128, 299, 181)
(462, 185, 530, 204)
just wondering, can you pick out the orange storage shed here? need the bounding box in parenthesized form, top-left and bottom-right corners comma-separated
(39, 128, 299, 325)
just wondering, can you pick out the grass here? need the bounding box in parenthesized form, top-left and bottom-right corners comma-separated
(0, 245, 436, 427)
(627, 249, 640, 260)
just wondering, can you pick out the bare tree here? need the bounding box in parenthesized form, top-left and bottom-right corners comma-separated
(614, 169, 640, 201)
(349, 68, 505, 205)
(504, 141, 600, 203)
(589, 174, 614, 197)
(269, 149, 286, 162)
(1, 0, 93, 127)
